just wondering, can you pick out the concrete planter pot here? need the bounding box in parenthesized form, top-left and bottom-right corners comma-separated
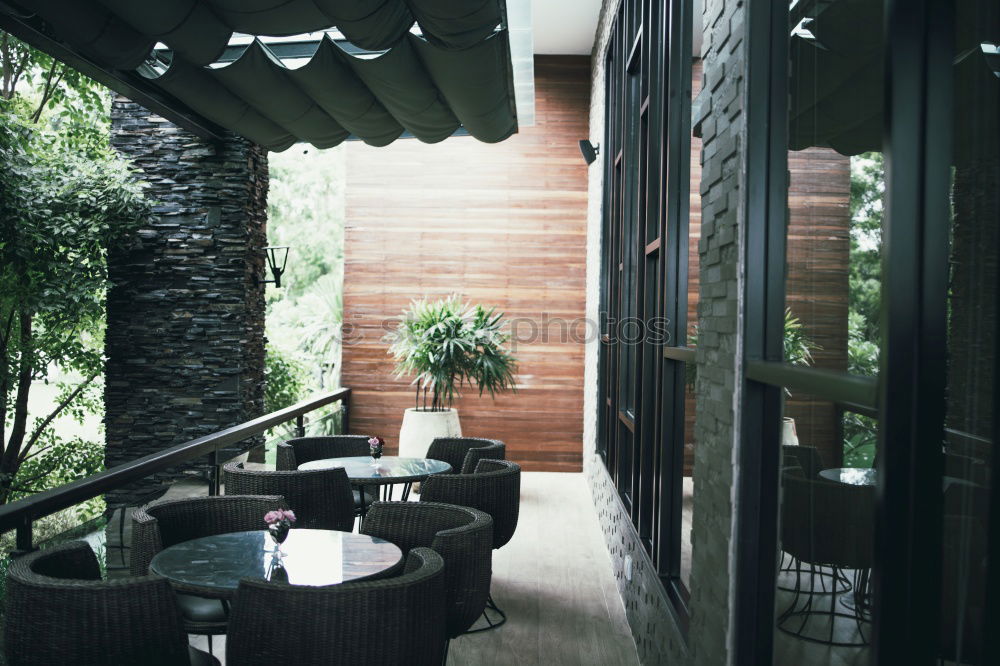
(782, 417, 799, 446)
(398, 407, 462, 459)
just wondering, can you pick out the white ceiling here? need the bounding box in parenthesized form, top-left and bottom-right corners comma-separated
(530, 0, 603, 55)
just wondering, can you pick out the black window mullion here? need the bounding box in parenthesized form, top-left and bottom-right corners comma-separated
(874, 1, 952, 662)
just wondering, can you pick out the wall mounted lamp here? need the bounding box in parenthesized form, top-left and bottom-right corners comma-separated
(261, 246, 289, 288)
(579, 139, 600, 165)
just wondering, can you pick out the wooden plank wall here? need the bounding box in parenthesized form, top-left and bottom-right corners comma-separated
(340, 56, 591, 473)
(784, 148, 852, 467)
(683, 60, 704, 475)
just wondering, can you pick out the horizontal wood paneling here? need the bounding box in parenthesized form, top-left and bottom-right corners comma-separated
(341, 56, 591, 473)
(784, 147, 852, 467)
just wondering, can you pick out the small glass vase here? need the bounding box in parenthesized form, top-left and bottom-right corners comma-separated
(267, 522, 290, 557)
(370, 447, 383, 466)
(267, 554, 289, 582)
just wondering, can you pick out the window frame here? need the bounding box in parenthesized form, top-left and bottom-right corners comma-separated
(596, 0, 697, 633)
(733, 0, 990, 663)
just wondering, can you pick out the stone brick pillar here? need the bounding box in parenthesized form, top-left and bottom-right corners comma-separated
(105, 97, 268, 507)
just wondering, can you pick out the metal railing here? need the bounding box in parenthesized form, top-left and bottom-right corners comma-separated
(0, 388, 351, 552)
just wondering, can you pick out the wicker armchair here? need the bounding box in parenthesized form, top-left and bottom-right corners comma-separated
(778, 472, 875, 646)
(421, 459, 520, 550)
(226, 547, 448, 666)
(223, 462, 355, 532)
(276, 435, 370, 470)
(3, 541, 216, 666)
(130, 494, 287, 649)
(420, 459, 520, 631)
(781, 444, 825, 480)
(361, 501, 493, 638)
(276, 436, 375, 510)
(426, 437, 505, 474)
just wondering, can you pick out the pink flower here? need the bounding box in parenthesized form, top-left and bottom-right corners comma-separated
(264, 509, 296, 525)
(369, 436, 385, 448)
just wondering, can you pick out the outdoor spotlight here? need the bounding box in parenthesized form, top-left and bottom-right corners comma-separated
(579, 139, 600, 165)
(262, 246, 289, 288)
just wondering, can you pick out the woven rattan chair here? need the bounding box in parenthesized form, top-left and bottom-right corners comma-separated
(130, 494, 287, 653)
(782, 444, 825, 479)
(420, 459, 520, 631)
(276, 435, 375, 510)
(226, 547, 448, 666)
(776, 460, 849, 595)
(276, 435, 371, 470)
(4, 541, 217, 666)
(223, 462, 355, 532)
(777, 472, 875, 646)
(426, 437, 505, 474)
(361, 501, 493, 642)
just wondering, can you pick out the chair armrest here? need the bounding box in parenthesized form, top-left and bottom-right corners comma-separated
(130, 507, 163, 577)
(276, 442, 297, 471)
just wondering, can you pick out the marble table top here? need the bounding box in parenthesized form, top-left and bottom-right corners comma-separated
(150, 529, 403, 598)
(297, 456, 452, 484)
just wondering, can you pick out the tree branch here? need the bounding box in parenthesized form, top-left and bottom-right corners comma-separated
(3, 310, 32, 471)
(0, 306, 13, 452)
(19, 370, 98, 464)
(2, 32, 9, 99)
(0, 306, 14, 350)
(30, 60, 61, 123)
(8, 459, 60, 492)
(8, 48, 29, 98)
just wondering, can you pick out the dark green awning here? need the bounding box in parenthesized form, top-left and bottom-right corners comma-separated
(10, 0, 517, 151)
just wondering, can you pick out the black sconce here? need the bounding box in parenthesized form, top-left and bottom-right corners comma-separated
(262, 246, 289, 288)
(579, 139, 600, 165)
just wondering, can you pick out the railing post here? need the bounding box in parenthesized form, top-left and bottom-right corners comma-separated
(341, 399, 350, 434)
(208, 448, 221, 496)
(15, 515, 33, 554)
(295, 415, 305, 438)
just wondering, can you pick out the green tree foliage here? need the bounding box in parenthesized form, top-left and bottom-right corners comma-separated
(782, 308, 820, 366)
(0, 34, 149, 505)
(387, 295, 518, 412)
(264, 347, 309, 414)
(265, 148, 345, 397)
(2, 32, 110, 157)
(842, 152, 885, 467)
(848, 152, 884, 342)
(266, 148, 344, 302)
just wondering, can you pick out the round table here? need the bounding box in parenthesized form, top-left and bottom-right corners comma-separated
(818, 467, 875, 486)
(298, 456, 452, 510)
(149, 529, 403, 600)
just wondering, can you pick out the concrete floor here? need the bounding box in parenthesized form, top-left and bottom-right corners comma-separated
(117, 472, 639, 665)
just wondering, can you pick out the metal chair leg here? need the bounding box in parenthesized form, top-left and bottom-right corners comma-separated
(464, 593, 508, 633)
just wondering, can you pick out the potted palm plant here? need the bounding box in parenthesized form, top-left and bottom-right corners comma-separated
(387, 295, 518, 459)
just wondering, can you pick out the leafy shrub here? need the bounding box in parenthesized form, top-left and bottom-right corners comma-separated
(387, 295, 518, 411)
(264, 347, 309, 414)
(843, 311, 880, 467)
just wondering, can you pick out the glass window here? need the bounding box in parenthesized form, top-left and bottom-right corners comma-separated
(597, 0, 699, 624)
(939, 5, 998, 661)
(772, 1, 885, 659)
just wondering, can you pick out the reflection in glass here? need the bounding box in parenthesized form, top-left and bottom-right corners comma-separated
(939, 3, 997, 662)
(775, 0, 884, 660)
